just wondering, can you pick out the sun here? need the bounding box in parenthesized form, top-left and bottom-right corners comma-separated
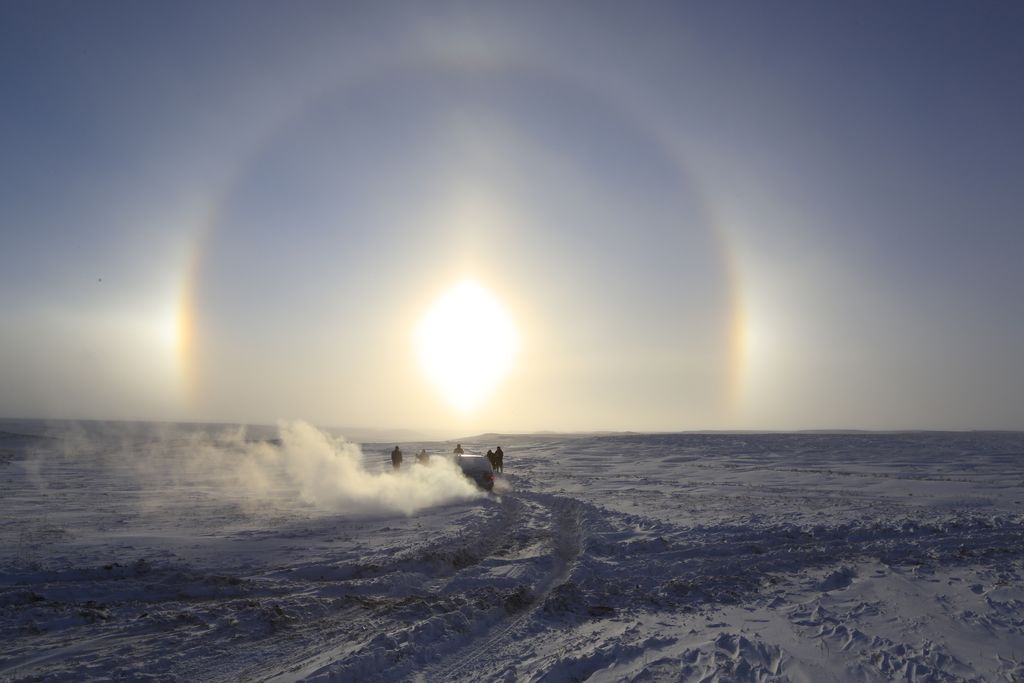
(415, 280, 519, 412)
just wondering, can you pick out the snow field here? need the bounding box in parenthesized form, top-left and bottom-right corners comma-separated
(1, 423, 1023, 681)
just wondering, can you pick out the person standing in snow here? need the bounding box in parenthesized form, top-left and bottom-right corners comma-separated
(486, 449, 496, 470)
(494, 445, 504, 474)
(453, 443, 464, 455)
(417, 448, 429, 465)
(391, 446, 402, 471)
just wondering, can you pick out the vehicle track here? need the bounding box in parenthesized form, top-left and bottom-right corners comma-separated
(415, 491, 587, 683)
(242, 494, 531, 683)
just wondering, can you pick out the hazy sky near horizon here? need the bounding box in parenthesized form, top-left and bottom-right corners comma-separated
(2, 2, 1023, 432)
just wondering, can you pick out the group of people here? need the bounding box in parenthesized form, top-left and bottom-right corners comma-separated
(389, 446, 432, 470)
(486, 446, 504, 473)
(390, 443, 505, 473)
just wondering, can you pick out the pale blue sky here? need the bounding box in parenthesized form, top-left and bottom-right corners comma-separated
(2, 2, 1022, 431)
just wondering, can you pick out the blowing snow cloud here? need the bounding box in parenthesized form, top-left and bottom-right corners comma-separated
(29, 420, 485, 518)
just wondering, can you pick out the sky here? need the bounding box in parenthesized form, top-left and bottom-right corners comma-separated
(2, 1, 1023, 433)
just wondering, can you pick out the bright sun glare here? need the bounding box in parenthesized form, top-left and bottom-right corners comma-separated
(416, 280, 519, 413)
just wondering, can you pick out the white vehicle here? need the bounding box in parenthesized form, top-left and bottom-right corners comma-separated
(456, 454, 495, 491)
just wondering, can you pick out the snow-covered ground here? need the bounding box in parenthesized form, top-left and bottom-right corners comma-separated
(2, 421, 1023, 682)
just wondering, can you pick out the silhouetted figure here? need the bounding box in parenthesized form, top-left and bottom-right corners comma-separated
(453, 443, 464, 455)
(494, 446, 504, 474)
(391, 446, 403, 471)
(417, 448, 429, 465)
(486, 449, 496, 470)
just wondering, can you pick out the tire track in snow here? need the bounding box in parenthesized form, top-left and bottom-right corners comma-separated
(415, 491, 587, 683)
(246, 494, 530, 683)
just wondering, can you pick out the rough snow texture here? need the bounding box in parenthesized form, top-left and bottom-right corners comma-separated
(1, 422, 1023, 682)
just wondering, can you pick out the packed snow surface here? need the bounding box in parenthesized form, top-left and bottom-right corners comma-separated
(2, 421, 1023, 682)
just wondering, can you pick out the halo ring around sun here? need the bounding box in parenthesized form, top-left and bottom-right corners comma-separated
(180, 57, 746, 421)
